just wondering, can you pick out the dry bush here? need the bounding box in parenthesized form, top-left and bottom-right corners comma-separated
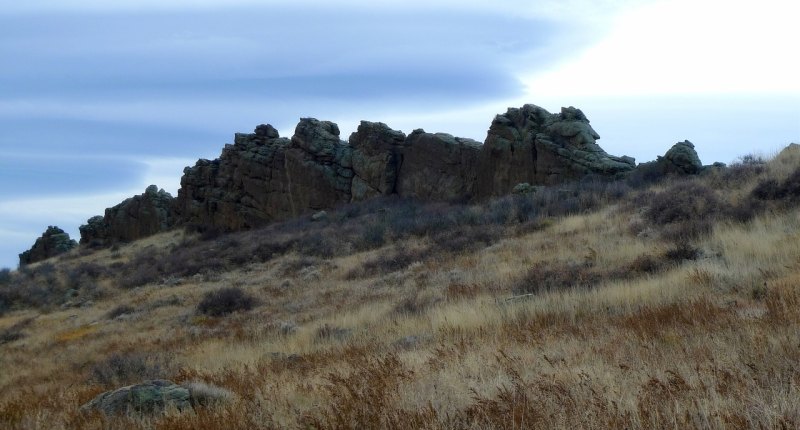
(752, 166, 800, 203)
(106, 304, 136, 319)
(512, 261, 603, 295)
(393, 293, 441, 316)
(182, 381, 235, 407)
(0, 317, 35, 345)
(662, 242, 701, 263)
(645, 181, 734, 241)
(196, 287, 257, 317)
(90, 351, 177, 388)
(346, 246, 430, 279)
(627, 253, 665, 274)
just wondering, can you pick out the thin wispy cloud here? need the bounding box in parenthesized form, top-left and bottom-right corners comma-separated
(1, 0, 797, 268)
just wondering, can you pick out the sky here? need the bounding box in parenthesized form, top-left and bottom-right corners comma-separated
(0, 0, 798, 269)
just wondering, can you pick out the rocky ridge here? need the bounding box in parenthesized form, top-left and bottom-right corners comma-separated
(63, 103, 702, 248)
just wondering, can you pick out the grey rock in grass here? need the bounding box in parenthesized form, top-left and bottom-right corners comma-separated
(81, 379, 191, 415)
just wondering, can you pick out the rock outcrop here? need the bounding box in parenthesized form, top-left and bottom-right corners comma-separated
(632, 140, 704, 180)
(348, 121, 407, 199)
(174, 124, 293, 231)
(81, 380, 190, 415)
(660, 140, 703, 175)
(79, 185, 175, 247)
(397, 129, 482, 201)
(476, 105, 635, 197)
(80, 103, 638, 245)
(18, 226, 77, 266)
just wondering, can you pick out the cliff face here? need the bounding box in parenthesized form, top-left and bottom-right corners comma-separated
(81, 103, 638, 244)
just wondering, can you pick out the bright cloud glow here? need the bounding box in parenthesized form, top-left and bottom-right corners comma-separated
(524, 0, 800, 97)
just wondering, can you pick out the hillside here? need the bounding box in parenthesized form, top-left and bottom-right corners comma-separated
(2, 142, 800, 428)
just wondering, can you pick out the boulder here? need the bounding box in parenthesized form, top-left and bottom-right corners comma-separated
(397, 129, 482, 201)
(80, 379, 191, 415)
(79, 185, 175, 247)
(660, 140, 703, 174)
(19, 226, 77, 266)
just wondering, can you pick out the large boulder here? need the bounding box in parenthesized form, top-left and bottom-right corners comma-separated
(397, 129, 482, 201)
(660, 140, 703, 174)
(81, 380, 190, 415)
(79, 185, 175, 247)
(19, 226, 77, 266)
(476, 105, 635, 197)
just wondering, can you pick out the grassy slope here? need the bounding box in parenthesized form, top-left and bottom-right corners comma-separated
(2, 148, 800, 429)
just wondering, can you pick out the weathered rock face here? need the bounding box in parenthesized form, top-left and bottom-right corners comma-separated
(175, 120, 413, 231)
(78, 104, 638, 246)
(476, 105, 635, 197)
(349, 121, 408, 200)
(283, 118, 354, 212)
(660, 140, 703, 174)
(80, 380, 190, 415)
(175, 124, 293, 231)
(397, 129, 482, 201)
(79, 185, 175, 247)
(19, 226, 77, 266)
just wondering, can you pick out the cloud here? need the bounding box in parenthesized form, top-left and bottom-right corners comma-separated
(0, 0, 642, 21)
(523, 0, 800, 98)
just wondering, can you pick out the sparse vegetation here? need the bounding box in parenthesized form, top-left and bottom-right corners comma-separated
(2, 149, 800, 428)
(196, 286, 257, 316)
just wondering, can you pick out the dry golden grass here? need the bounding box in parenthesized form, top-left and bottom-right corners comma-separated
(3, 151, 800, 429)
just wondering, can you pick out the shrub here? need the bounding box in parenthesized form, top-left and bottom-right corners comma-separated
(0, 317, 35, 345)
(393, 294, 440, 315)
(182, 381, 235, 407)
(626, 161, 666, 188)
(106, 304, 135, 319)
(90, 352, 174, 387)
(752, 167, 800, 202)
(196, 286, 257, 316)
(0, 269, 11, 285)
(347, 247, 429, 279)
(646, 182, 726, 225)
(628, 254, 664, 274)
(663, 242, 701, 262)
(513, 262, 600, 295)
(645, 181, 732, 241)
(298, 233, 339, 258)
